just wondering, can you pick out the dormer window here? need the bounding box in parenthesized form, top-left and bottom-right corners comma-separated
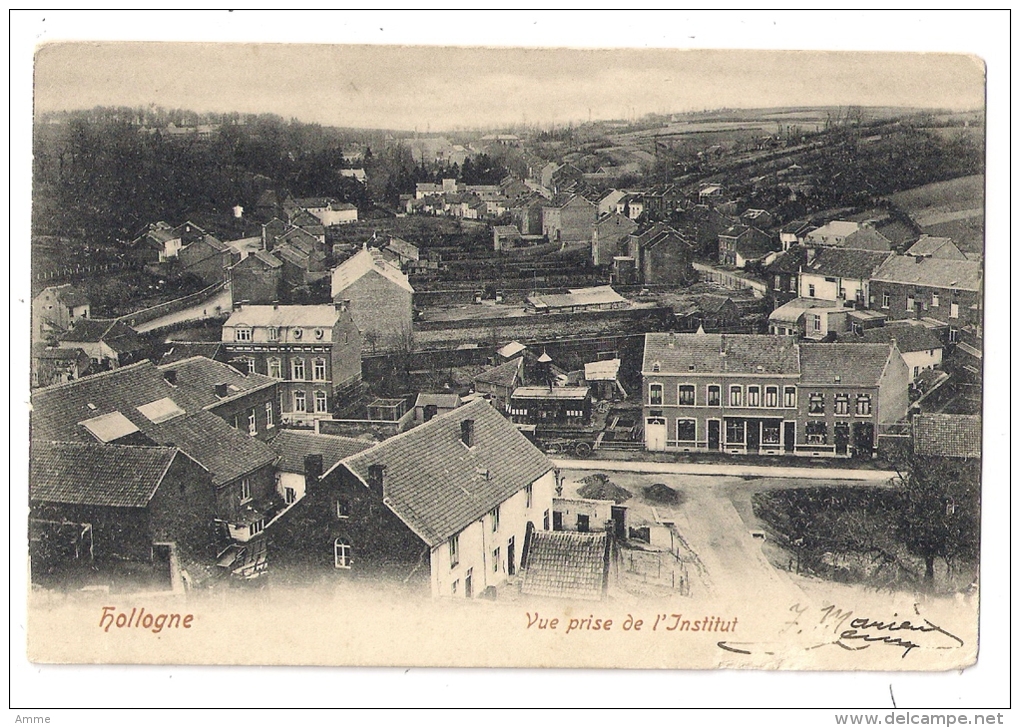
(267, 327, 279, 341)
(314, 328, 324, 340)
(235, 327, 252, 342)
(293, 329, 303, 340)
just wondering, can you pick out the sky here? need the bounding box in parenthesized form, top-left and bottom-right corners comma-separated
(32, 30, 985, 131)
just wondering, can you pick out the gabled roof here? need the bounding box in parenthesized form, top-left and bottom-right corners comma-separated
(871, 255, 982, 291)
(584, 359, 621, 382)
(414, 393, 462, 410)
(843, 226, 893, 251)
(913, 414, 981, 459)
(157, 356, 276, 409)
(251, 249, 284, 268)
(268, 430, 373, 475)
(59, 319, 147, 354)
(30, 442, 185, 508)
(528, 285, 626, 310)
(33, 344, 90, 362)
(224, 304, 341, 329)
(331, 247, 414, 294)
(807, 220, 859, 240)
(643, 333, 800, 375)
(474, 357, 524, 388)
(520, 530, 608, 601)
(41, 284, 90, 309)
(849, 324, 943, 353)
(276, 225, 320, 254)
(292, 197, 334, 209)
(798, 343, 894, 387)
(904, 235, 966, 260)
(765, 245, 807, 275)
(768, 297, 844, 324)
(338, 399, 553, 547)
(781, 220, 812, 235)
(802, 248, 892, 280)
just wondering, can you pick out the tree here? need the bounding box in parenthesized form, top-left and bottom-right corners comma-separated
(895, 453, 980, 588)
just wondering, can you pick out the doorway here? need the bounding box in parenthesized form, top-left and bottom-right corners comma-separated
(745, 420, 760, 453)
(835, 423, 850, 456)
(784, 421, 795, 453)
(611, 506, 627, 540)
(577, 514, 590, 533)
(707, 420, 721, 451)
(646, 417, 667, 451)
(507, 536, 516, 577)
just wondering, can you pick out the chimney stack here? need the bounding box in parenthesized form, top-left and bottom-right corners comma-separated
(163, 370, 177, 386)
(273, 300, 279, 310)
(214, 383, 228, 398)
(304, 453, 323, 483)
(367, 464, 385, 497)
(461, 419, 475, 448)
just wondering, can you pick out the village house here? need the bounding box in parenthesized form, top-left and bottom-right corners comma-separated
(286, 208, 327, 243)
(717, 224, 774, 268)
(229, 249, 283, 305)
(805, 220, 893, 251)
(740, 208, 774, 229)
(287, 197, 358, 227)
(472, 357, 525, 414)
(779, 220, 813, 251)
(591, 213, 638, 267)
(869, 255, 983, 334)
(133, 220, 206, 263)
(32, 284, 91, 344)
(640, 333, 908, 458)
(509, 386, 593, 427)
(271, 226, 329, 287)
(29, 441, 218, 590)
(492, 224, 524, 251)
(842, 322, 944, 383)
(768, 298, 849, 340)
(178, 233, 239, 284)
(339, 168, 367, 183)
(509, 196, 546, 236)
(222, 303, 363, 426)
(157, 355, 280, 441)
(413, 393, 462, 424)
(385, 237, 420, 270)
(57, 318, 148, 370)
(330, 246, 415, 352)
(904, 235, 968, 261)
(597, 189, 628, 217)
(31, 344, 92, 389)
(635, 226, 696, 285)
(797, 248, 892, 306)
(266, 429, 373, 509)
(30, 362, 281, 578)
(268, 399, 557, 599)
(542, 194, 597, 245)
(764, 245, 807, 309)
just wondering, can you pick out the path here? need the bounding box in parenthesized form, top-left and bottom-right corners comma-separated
(553, 458, 898, 483)
(134, 283, 232, 333)
(913, 207, 983, 227)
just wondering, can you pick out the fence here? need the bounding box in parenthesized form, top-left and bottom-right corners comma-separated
(34, 259, 141, 284)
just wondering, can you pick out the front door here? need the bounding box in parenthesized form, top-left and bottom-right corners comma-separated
(465, 568, 473, 598)
(646, 417, 667, 451)
(577, 514, 590, 533)
(707, 420, 721, 451)
(853, 422, 875, 458)
(784, 421, 795, 452)
(552, 511, 563, 531)
(611, 506, 627, 540)
(745, 420, 760, 453)
(507, 537, 516, 577)
(834, 423, 850, 456)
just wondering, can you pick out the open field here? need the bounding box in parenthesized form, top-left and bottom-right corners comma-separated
(887, 174, 984, 252)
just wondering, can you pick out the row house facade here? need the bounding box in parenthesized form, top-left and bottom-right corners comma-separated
(641, 333, 908, 458)
(222, 303, 363, 426)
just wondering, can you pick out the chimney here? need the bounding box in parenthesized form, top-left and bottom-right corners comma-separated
(367, 464, 385, 497)
(233, 301, 243, 311)
(915, 256, 924, 264)
(273, 300, 279, 310)
(214, 383, 228, 398)
(163, 369, 177, 386)
(461, 419, 475, 448)
(304, 453, 323, 483)
(335, 299, 350, 313)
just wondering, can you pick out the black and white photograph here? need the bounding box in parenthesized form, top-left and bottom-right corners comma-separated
(10, 9, 1009, 718)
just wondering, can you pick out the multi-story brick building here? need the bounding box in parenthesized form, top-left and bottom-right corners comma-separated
(869, 255, 983, 336)
(542, 194, 597, 244)
(330, 247, 414, 353)
(641, 333, 908, 458)
(222, 303, 362, 426)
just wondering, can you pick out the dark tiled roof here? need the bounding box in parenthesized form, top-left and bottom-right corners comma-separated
(643, 333, 800, 375)
(268, 430, 373, 474)
(57, 318, 116, 343)
(414, 393, 461, 409)
(520, 530, 608, 601)
(252, 250, 284, 268)
(473, 358, 523, 388)
(157, 356, 276, 410)
(33, 344, 88, 361)
(872, 255, 982, 291)
(765, 245, 808, 275)
(843, 226, 893, 251)
(30, 441, 180, 508)
(848, 324, 943, 353)
(904, 236, 963, 259)
(59, 319, 147, 355)
(340, 399, 553, 547)
(159, 342, 225, 366)
(913, 414, 982, 459)
(802, 248, 892, 279)
(781, 220, 812, 235)
(798, 343, 893, 387)
(31, 361, 277, 486)
(53, 285, 90, 309)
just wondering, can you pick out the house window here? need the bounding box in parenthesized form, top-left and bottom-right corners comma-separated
(808, 393, 825, 414)
(950, 302, 959, 319)
(336, 498, 350, 519)
(313, 358, 327, 381)
(789, 279, 796, 293)
(284, 487, 296, 505)
(812, 315, 822, 332)
(265, 401, 274, 428)
(882, 292, 890, 309)
(267, 357, 282, 379)
(949, 328, 959, 343)
(906, 295, 915, 311)
(913, 366, 920, 379)
(678, 384, 696, 406)
(525, 483, 533, 509)
(451, 580, 459, 596)
(294, 391, 306, 413)
(248, 518, 265, 537)
(774, 275, 781, 291)
(334, 538, 352, 569)
(240, 477, 251, 503)
(248, 409, 257, 436)
(725, 420, 745, 445)
(314, 391, 328, 413)
(490, 506, 500, 532)
(747, 386, 761, 407)
(292, 358, 306, 380)
(267, 327, 279, 341)
(855, 394, 872, 416)
(648, 383, 663, 406)
(834, 394, 850, 415)
(235, 327, 252, 342)
(808, 284, 816, 297)
(764, 386, 778, 408)
(492, 547, 500, 573)
(839, 287, 846, 300)
(543, 510, 550, 531)
(245, 358, 256, 374)
(762, 422, 781, 445)
(931, 293, 939, 308)
(676, 419, 696, 442)
(783, 386, 797, 408)
(707, 385, 721, 407)
(806, 421, 828, 444)
(449, 535, 459, 567)
(729, 385, 742, 407)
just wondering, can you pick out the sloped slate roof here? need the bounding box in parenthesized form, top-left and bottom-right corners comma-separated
(157, 356, 276, 410)
(871, 255, 982, 291)
(802, 248, 892, 279)
(905, 236, 966, 259)
(643, 333, 800, 375)
(520, 530, 608, 601)
(851, 324, 943, 353)
(339, 399, 553, 547)
(268, 430, 373, 474)
(798, 343, 893, 387)
(159, 342, 224, 366)
(52, 284, 90, 309)
(331, 247, 414, 294)
(414, 393, 461, 409)
(30, 442, 179, 508)
(913, 414, 982, 459)
(474, 358, 523, 388)
(224, 304, 339, 329)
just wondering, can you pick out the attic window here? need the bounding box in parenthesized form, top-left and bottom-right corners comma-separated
(687, 364, 695, 371)
(652, 361, 661, 373)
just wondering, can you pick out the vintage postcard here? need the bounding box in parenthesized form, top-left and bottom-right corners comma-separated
(15, 13, 1000, 691)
